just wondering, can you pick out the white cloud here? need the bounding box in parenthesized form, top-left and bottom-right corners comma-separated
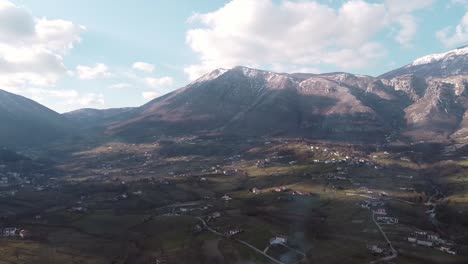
(0, 0, 35, 42)
(0, 0, 85, 89)
(0, 0, 90, 112)
(109, 83, 132, 89)
(76, 63, 110, 80)
(132, 62, 155, 73)
(323, 42, 387, 69)
(145, 76, 174, 88)
(142, 91, 160, 100)
(184, 0, 433, 80)
(29, 88, 104, 107)
(184, 64, 215, 82)
(385, 0, 433, 14)
(437, 12, 468, 47)
(449, 0, 468, 9)
(35, 18, 86, 51)
(385, 0, 432, 47)
(394, 14, 417, 46)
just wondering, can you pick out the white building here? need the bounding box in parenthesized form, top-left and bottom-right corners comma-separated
(221, 195, 232, 201)
(270, 236, 287, 245)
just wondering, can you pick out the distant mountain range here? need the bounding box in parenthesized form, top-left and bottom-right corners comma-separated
(3, 46, 468, 148)
(64, 107, 136, 131)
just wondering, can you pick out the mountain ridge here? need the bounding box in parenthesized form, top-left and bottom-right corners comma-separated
(380, 46, 468, 79)
(4, 46, 468, 148)
(0, 89, 72, 148)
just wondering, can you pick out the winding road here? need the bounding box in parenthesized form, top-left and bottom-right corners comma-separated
(369, 211, 398, 264)
(195, 216, 306, 264)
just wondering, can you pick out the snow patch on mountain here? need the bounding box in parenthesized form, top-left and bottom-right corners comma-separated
(193, 68, 228, 84)
(409, 46, 468, 67)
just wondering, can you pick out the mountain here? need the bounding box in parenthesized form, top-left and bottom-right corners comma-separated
(378, 45, 468, 142)
(394, 76, 468, 141)
(108, 67, 408, 143)
(106, 46, 468, 143)
(64, 107, 136, 130)
(5, 46, 468, 146)
(0, 89, 71, 148)
(380, 46, 468, 79)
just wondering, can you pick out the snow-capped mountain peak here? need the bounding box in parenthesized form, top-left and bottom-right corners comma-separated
(409, 45, 468, 67)
(192, 68, 228, 84)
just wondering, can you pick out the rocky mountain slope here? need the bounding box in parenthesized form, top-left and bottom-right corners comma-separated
(378, 45, 468, 141)
(0, 89, 71, 148)
(108, 67, 409, 143)
(107, 45, 468, 143)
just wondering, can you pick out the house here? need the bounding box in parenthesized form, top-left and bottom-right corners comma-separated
(427, 234, 440, 242)
(374, 208, 387, 215)
(250, 188, 260, 194)
(359, 201, 370, 209)
(416, 240, 433, 247)
(211, 212, 221, 219)
(376, 216, 398, 224)
(371, 201, 385, 207)
(221, 195, 232, 201)
(0, 176, 8, 186)
(256, 160, 269, 168)
(270, 236, 287, 245)
(446, 249, 456, 255)
(132, 190, 143, 196)
(408, 231, 452, 248)
(367, 244, 384, 254)
(70, 207, 87, 213)
(2, 228, 18, 237)
(359, 200, 385, 209)
(19, 229, 30, 239)
(273, 187, 288, 193)
(226, 229, 243, 237)
(439, 247, 456, 255)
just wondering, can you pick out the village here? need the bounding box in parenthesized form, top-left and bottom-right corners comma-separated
(0, 138, 467, 263)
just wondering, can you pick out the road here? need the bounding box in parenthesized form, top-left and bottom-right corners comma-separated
(427, 186, 443, 227)
(369, 211, 398, 264)
(195, 217, 223, 236)
(394, 198, 416, 205)
(195, 216, 288, 264)
(149, 200, 202, 213)
(144, 203, 306, 264)
(236, 239, 286, 264)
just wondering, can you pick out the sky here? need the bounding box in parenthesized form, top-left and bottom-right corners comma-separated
(1, 0, 468, 113)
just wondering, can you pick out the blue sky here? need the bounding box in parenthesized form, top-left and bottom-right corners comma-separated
(1, 0, 468, 112)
